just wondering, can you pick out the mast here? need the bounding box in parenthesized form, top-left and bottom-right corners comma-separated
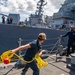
(36, 0, 47, 16)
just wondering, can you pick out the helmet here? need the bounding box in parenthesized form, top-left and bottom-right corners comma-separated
(38, 33, 46, 40)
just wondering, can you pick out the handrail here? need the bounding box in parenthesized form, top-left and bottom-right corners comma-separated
(17, 36, 63, 56)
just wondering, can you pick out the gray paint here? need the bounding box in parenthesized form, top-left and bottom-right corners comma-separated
(0, 24, 68, 54)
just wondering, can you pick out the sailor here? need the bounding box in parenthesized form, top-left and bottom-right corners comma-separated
(2, 15, 5, 24)
(9, 16, 13, 24)
(62, 26, 75, 56)
(7, 17, 10, 24)
(11, 33, 46, 75)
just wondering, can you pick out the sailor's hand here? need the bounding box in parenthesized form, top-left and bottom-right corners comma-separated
(60, 35, 63, 38)
(11, 50, 16, 53)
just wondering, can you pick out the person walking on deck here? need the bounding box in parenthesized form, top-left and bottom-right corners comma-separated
(11, 33, 46, 75)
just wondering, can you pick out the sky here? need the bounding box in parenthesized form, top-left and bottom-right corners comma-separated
(0, 0, 65, 21)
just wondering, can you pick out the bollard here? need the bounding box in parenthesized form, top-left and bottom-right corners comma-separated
(70, 53, 75, 70)
(56, 45, 63, 62)
(67, 53, 75, 70)
(58, 45, 63, 51)
(41, 50, 49, 59)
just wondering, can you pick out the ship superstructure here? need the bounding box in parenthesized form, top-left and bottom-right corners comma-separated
(25, 0, 48, 28)
(52, 0, 75, 29)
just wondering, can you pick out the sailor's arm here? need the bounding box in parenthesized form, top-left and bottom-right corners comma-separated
(11, 44, 31, 53)
(39, 49, 42, 56)
(60, 32, 68, 38)
(62, 32, 69, 37)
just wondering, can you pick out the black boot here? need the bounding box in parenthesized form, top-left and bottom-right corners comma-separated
(21, 69, 26, 75)
(21, 68, 28, 75)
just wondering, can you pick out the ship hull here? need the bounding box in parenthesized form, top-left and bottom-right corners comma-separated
(0, 24, 68, 54)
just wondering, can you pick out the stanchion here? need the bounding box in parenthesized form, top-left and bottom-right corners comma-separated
(15, 38, 25, 69)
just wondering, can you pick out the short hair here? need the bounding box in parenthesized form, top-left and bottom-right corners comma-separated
(70, 26, 75, 30)
(70, 26, 75, 28)
(38, 33, 46, 40)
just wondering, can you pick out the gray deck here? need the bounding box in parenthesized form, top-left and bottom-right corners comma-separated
(0, 55, 75, 75)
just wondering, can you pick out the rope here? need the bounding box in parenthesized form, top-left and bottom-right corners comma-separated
(0, 50, 48, 69)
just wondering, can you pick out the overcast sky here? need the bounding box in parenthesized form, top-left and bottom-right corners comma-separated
(0, 0, 65, 21)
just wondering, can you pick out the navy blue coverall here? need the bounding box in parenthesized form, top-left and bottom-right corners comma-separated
(21, 40, 42, 75)
(63, 30, 75, 55)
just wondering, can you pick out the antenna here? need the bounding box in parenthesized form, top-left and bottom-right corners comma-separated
(35, 0, 47, 16)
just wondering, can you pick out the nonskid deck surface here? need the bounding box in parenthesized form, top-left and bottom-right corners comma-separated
(0, 54, 75, 75)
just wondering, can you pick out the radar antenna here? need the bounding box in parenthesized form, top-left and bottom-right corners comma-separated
(36, 0, 47, 16)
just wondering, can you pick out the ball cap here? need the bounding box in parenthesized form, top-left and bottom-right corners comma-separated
(38, 33, 46, 40)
